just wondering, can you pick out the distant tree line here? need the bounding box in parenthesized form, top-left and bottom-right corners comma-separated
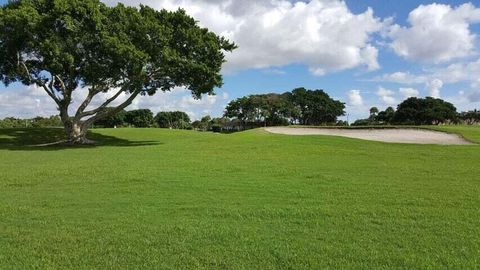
(2, 95, 478, 130)
(224, 87, 346, 128)
(0, 116, 62, 128)
(458, 109, 480, 124)
(353, 97, 479, 126)
(95, 109, 192, 129)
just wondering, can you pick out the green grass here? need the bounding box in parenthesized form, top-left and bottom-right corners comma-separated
(426, 125, 480, 143)
(1, 126, 479, 269)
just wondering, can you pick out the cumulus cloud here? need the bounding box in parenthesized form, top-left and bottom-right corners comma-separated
(432, 58, 480, 84)
(347, 90, 363, 106)
(104, 0, 385, 75)
(399, 87, 419, 99)
(377, 87, 396, 105)
(426, 79, 443, 98)
(0, 85, 58, 118)
(371, 71, 427, 84)
(374, 58, 480, 86)
(387, 3, 480, 63)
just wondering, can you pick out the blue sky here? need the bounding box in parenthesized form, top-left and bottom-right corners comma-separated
(1, 0, 480, 121)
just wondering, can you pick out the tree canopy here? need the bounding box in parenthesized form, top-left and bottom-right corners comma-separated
(125, 109, 154, 128)
(0, 0, 235, 143)
(93, 108, 127, 128)
(225, 88, 345, 127)
(353, 97, 458, 126)
(154, 111, 191, 129)
(392, 97, 457, 125)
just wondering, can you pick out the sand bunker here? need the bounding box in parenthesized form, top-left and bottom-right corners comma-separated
(265, 127, 474, 145)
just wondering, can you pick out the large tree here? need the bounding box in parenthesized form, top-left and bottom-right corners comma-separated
(0, 0, 235, 144)
(125, 109, 154, 128)
(286, 88, 345, 125)
(224, 88, 344, 127)
(392, 97, 458, 125)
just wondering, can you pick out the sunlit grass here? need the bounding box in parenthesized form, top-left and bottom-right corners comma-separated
(1, 126, 479, 269)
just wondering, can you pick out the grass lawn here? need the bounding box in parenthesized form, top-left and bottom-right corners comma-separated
(1, 126, 479, 269)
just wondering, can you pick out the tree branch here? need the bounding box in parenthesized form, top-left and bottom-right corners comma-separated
(73, 85, 108, 121)
(83, 90, 140, 127)
(54, 74, 71, 100)
(40, 84, 61, 106)
(79, 87, 126, 118)
(17, 53, 61, 106)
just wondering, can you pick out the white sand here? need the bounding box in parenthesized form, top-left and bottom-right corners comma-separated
(265, 127, 474, 145)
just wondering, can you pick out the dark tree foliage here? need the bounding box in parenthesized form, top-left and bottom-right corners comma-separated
(125, 109, 154, 128)
(154, 111, 191, 129)
(285, 88, 345, 125)
(459, 109, 480, 124)
(353, 97, 459, 126)
(0, 0, 235, 144)
(93, 108, 127, 128)
(376, 107, 395, 123)
(224, 88, 345, 127)
(0, 115, 62, 128)
(392, 97, 458, 125)
(191, 115, 212, 130)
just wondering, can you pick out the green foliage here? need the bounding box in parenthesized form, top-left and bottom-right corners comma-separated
(286, 88, 345, 125)
(355, 98, 461, 126)
(0, 0, 235, 142)
(369, 107, 379, 116)
(376, 106, 395, 123)
(93, 108, 127, 128)
(392, 97, 458, 125)
(124, 109, 154, 128)
(225, 88, 345, 128)
(458, 109, 480, 124)
(191, 115, 211, 131)
(0, 116, 61, 128)
(0, 126, 479, 268)
(355, 107, 396, 126)
(0, 0, 235, 94)
(154, 111, 191, 129)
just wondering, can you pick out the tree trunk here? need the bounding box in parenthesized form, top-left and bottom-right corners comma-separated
(64, 121, 93, 145)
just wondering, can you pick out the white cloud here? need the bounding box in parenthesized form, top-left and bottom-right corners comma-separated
(371, 58, 480, 103)
(262, 68, 286, 75)
(121, 88, 229, 120)
(374, 58, 480, 85)
(0, 85, 229, 120)
(399, 87, 419, 99)
(371, 71, 427, 84)
(432, 58, 480, 84)
(388, 3, 480, 63)
(0, 85, 58, 118)
(426, 79, 443, 98)
(377, 87, 396, 105)
(347, 90, 363, 106)
(104, 0, 385, 75)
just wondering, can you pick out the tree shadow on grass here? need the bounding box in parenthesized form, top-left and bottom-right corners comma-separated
(0, 128, 161, 151)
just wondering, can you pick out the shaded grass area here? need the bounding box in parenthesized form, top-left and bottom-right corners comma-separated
(0, 127, 479, 269)
(0, 128, 160, 150)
